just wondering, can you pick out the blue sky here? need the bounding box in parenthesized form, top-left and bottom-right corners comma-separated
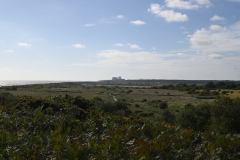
(1, 0, 240, 81)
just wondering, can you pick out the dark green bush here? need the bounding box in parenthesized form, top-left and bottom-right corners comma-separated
(98, 101, 132, 116)
(73, 96, 92, 110)
(134, 110, 143, 114)
(184, 103, 194, 109)
(135, 104, 140, 108)
(161, 109, 176, 125)
(92, 96, 102, 102)
(210, 96, 240, 134)
(178, 103, 211, 132)
(138, 112, 154, 117)
(159, 101, 168, 109)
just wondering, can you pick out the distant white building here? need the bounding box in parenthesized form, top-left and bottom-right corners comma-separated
(112, 76, 125, 81)
(112, 77, 118, 80)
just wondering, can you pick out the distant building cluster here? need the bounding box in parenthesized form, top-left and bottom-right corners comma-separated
(112, 76, 125, 81)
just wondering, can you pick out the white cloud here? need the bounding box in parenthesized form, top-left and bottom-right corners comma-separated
(152, 47, 156, 50)
(165, 0, 199, 9)
(115, 43, 124, 47)
(210, 15, 226, 21)
(128, 43, 142, 49)
(18, 42, 31, 47)
(209, 25, 226, 31)
(180, 26, 186, 30)
(130, 20, 146, 25)
(117, 15, 124, 19)
(5, 49, 14, 53)
(148, 3, 188, 22)
(72, 50, 163, 67)
(72, 44, 86, 48)
(183, 31, 189, 34)
(177, 53, 187, 57)
(189, 21, 240, 54)
(84, 23, 95, 27)
(165, 0, 212, 9)
(195, 0, 212, 7)
(69, 49, 240, 80)
(209, 54, 223, 59)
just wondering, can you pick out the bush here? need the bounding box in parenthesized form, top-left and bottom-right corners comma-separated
(92, 97, 102, 102)
(159, 101, 168, 109)
(135, 104, 140, 108)
(141, 98, 147, 102)
(73, 96, 92, 110)
(161, 109, 176, 125)
(178, 103, 211, 132)
(210, 96, 240, 134)
(221, 91, 229, 95)
(134, 110, 143, 114)
(98, 101, 132, 116)
(184, 103, 194, 109)
(211, 90, 220, 95)
(138, 112, 154, 117)
(199, 91, 210, 96)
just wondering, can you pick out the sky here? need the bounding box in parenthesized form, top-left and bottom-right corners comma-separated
(0, 0, 240, 81)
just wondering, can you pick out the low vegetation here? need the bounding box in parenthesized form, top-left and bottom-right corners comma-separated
(0, 81, 240, 159)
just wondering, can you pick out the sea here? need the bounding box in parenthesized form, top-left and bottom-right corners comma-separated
(0, 80, 67, 87)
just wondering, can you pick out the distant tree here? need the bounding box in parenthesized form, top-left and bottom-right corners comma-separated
(215, 82, 225, 89)
(205, 81, 215, 89)
(225, 82, 236, 89)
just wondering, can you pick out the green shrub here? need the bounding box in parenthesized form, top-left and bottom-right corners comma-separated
(135, 104, 140, 108)
(184, 103, 194, 109)
(98, 101, 132, 116)
(210, 96, 240, 134)
(178, 103, 211, 132)
(73, 96, 92, 110)
(211, 90, 220, 95)
(134, 110, 143, 114)
(161, 109, 176, 125)
(92, 97, 102, 102)
(159, 101, 168, 109)
(141, 98, 147, 102)
(138, 112, 154, 117)
(221, 91, 229, 95)
(199, 91, 210, 96)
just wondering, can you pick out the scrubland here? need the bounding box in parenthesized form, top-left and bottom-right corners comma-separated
(1, 81, 240, 159)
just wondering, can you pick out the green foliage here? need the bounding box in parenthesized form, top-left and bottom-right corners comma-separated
(138, 112, 154, 117)
(205, 81, 216, 89)
(199, 90, 210, 96)
(0, 94, 240, 159)
(184, 103, 194, 109)
(73, 96, 92, 110)
(92, 96, 102, 102)
(135, 104, 140, 108)
(134, 109, 143, 114)
(210, 96, 240, 134)
(178, 103, 211, 132)
(159, 101, 168, 109)
(211, 90, 220, 95)
(161, 109, 176, 125)
(97, 101, 132, 117)
(126, 90, 132, 94)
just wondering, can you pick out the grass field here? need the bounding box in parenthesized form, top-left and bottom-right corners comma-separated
(0, 82, 217, 118)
